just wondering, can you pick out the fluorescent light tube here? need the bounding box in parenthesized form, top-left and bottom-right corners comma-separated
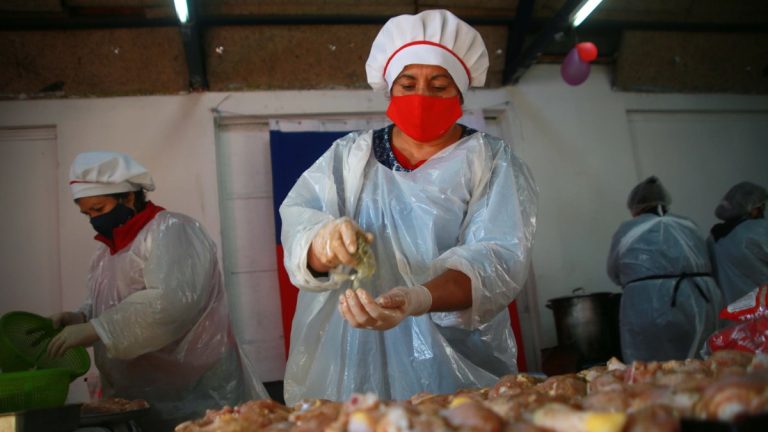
(174, 0, 189, 24)
(571, 0, 604, 27)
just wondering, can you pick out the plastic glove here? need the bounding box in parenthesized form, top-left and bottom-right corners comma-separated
(50, 311, 87, 329)
(338, 285, 432, 331)
(47, 322, 100, 358)
(308, 217, 373, 273)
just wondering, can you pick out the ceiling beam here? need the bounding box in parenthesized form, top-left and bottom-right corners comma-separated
(179, 0, 207, 90)
(0, 15, 519, 30)
(503, 0, 536, 85)
(505, 0, 582, 84)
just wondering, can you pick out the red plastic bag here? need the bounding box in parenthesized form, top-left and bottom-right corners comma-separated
(707, 316, 768, 353)
(708, 286, 768, 354)
(719, 285, 768, 322)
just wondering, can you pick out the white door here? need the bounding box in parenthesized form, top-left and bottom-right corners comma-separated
(0, 127, 60, 316)
(628, 111, 768, 232)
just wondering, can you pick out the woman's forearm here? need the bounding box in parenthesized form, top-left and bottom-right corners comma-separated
(423, 269, 472, 312)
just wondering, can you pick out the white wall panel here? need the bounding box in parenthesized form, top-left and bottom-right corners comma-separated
(628, 111, 768, 232)
(216, 123, 273, 199)
(219, 197, 278, 273)
(0, 128, 60, 316)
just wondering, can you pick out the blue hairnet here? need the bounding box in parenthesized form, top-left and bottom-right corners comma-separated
(715, 181, 767, 221)
(627, 176, 670, 214)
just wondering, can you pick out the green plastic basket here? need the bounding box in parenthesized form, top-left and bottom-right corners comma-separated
(0, 311, 90, 379)
(0, 368, 70, 413)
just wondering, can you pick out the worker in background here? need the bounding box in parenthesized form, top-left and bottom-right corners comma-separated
(48, 151, 268, 430)
(279, 9, 537, 405)
(607, 176, 721, 362)
(709, 181, 768, 305)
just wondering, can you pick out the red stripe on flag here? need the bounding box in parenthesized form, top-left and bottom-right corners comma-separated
(508, 300, 527, 372)
(276, 245, 299, 359)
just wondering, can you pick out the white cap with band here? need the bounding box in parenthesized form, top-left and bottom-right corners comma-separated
(365, 9, 489, 93)
(69, 151, 155, 199)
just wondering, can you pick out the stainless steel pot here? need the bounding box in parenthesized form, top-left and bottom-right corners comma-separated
(546, 288, 622, 363)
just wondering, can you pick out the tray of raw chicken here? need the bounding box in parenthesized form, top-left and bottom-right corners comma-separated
(175, 349, 768, 432)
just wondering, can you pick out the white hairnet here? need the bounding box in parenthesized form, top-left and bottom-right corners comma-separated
(627, 176, 670, 214)
(365, 9, 489, 93)
(715, 181, 768, 221)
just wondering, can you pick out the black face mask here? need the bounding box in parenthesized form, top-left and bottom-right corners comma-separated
(90, 203, 135, 239)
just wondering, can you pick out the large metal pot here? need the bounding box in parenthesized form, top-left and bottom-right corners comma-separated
(546, 288, 622, 363)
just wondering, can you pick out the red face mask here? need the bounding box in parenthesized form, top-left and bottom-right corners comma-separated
(386, 94, 462, 143)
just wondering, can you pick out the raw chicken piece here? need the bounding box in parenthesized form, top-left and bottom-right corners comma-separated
(748, 352, 768, 373)
(502, 421, 557, 432)
(485, 392, 572, 423)
(374, 404, 417, 432)
(441, 396, 504, 432)
(705, 350, 754, 376)
(489, 373, 541, 398)
(535, 374, 587, 399)
(625, 361, 662, 385)
(326, 393, 383, 432)
(625, 384, 672, 412)
(660, 358, 709, 375)
(235, 400, 292, 428)
(581, 389, 629, 412)
(623, 404, 680, 432)
(663, 376, 712, 417)
(587, 370, 626, 394)
(531, 402, 626, 432)
(288, 399, 341, 431)
(578, 365, 607, 383)
(606, 357, 626, 372)
(174, 399, 291, 432)
(693, 373, 768, 421)
(345, 410, 381, 432)
(409, 392, 452, 415)
(454, 386, 491, 401)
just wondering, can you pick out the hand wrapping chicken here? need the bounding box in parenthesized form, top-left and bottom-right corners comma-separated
(308, 217, 374, 275)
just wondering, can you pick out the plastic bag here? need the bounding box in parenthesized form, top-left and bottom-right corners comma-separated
(707, 285, 768, 354)
(719, 285, 768, 322)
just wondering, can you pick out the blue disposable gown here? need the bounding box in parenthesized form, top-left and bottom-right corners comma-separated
(607, 213, 722, 363)
(80, 211, 268, 429)
(709, 219, 768, 306)
(279, 130, 537, 405)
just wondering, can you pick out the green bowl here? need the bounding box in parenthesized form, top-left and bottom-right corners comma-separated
(0, 311, 90, 379)
(0, 368, 70, 413)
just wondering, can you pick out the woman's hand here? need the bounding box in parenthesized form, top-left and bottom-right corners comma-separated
(47, 323, 100, 358)
(338, 286, 432, 331)
(308, 217, 373, 273)
(50, 311, 86, 329)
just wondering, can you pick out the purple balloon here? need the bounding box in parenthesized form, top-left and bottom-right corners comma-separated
(561, 47, 591, 86)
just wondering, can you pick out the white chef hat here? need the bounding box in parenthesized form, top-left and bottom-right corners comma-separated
(69, 151, 155, 199)
(365, 9, 489, 93)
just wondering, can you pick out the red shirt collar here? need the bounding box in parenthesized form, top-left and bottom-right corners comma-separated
(95, 201, 165, 255)
(390, 143, 426, 170)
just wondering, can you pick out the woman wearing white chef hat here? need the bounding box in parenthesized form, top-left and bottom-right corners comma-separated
(280, 9, 537, 404)
(49, 151, 268, 430)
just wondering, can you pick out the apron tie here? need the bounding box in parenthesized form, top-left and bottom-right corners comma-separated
(624, 272, 712, 307)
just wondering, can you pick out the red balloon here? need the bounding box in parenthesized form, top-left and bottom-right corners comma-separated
(576, 42, 598, 63)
